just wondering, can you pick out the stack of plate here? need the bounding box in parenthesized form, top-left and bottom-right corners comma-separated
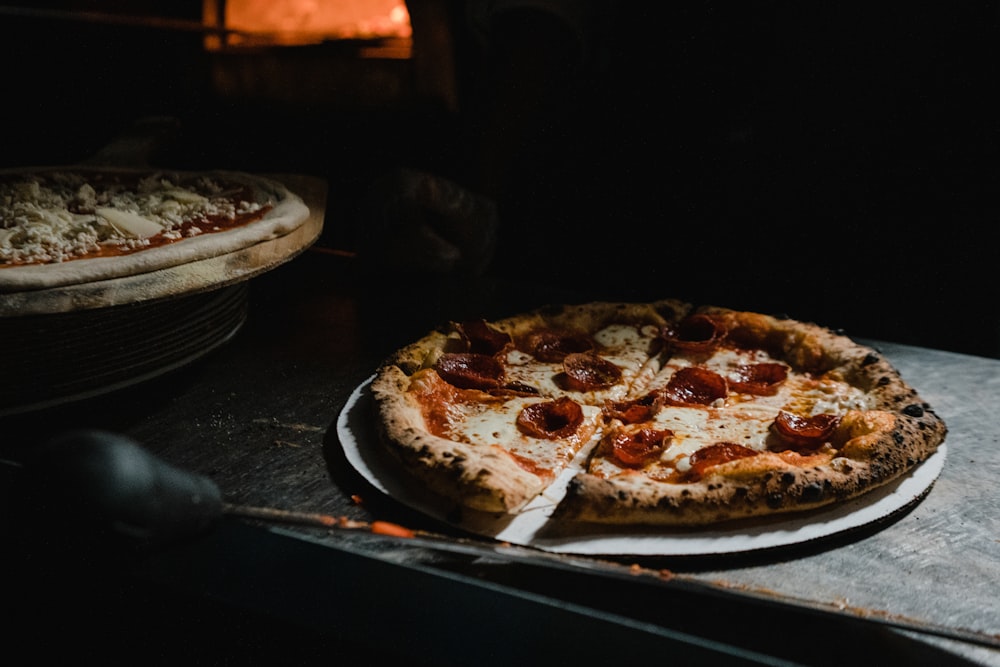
(0, 284, 248, 416)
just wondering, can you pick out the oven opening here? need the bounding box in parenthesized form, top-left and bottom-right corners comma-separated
(202, 0, 413, 57)
(200, 0, 456, 113)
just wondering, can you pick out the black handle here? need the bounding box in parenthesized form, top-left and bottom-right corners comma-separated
(19, 429, 223, 550)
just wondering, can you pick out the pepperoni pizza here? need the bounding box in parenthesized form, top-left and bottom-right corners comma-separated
(370, 300, 947, 527)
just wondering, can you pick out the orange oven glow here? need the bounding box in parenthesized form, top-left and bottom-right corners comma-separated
(203, 0, 412, 55)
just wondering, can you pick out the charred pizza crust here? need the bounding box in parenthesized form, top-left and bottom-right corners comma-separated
(370, 300, 947, 527)
(0, 167, 310, 292)
(372, 362, 550, 512)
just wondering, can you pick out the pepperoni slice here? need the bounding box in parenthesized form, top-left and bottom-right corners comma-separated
(771, 411, 841, 449)
(516, 397, 585, 439)
(729, 363, 788, 396)
(661, 366, 728, 406)
(456, 319, 511, 356)
(611, 428, 673, 467)
(520, 329, 593, 362)
(687, 442, 758, 480)
(661, 314, 726, 353)
(433, 352, 504, 390)
(604, 392, 663, 423)
(562, 352, 623, 391)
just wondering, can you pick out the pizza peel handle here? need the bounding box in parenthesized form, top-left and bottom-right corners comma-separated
(20, 430, 224, 549)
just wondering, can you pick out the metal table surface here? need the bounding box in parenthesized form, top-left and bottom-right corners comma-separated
(4, 248, 998, 665)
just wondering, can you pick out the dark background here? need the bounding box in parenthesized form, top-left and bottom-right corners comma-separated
(2, 5, 998, 663)
(2, 1, 999, 358)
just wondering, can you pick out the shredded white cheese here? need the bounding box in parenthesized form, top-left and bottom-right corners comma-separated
(0, 171, 266, 266)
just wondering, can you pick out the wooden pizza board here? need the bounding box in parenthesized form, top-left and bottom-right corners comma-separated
(0, 173, 326, 316)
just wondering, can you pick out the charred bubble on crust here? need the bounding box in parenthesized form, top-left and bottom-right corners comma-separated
(397, 359, 422, 375)
(801, 481, 828, 503)
(861, 352, 881, 366)
(655, 496, 682, 512)
(877, 376, 891, 387)
(902, 404, 925, 418)
(781, 471, 796, 485)
(655, 302, 684, 320)
(766, 493, 784, 509)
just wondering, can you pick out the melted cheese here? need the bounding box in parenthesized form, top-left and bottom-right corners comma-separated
(503, 323, 660, 404)
(648, 347, 871, 415)
(416, 325, 875, 490)
(592, 346, 872, 479)
(447, 395, 604, 477)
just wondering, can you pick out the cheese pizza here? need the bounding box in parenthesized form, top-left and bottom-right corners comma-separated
(370, 300, 947, 527)
(0, 167, 310, 291)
